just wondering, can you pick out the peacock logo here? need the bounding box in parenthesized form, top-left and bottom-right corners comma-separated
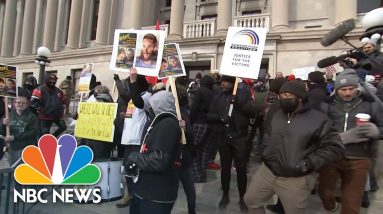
(14, 134, 101, 185)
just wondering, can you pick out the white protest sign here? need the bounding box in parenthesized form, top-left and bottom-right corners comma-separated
(158, 43, 186, 79)
(220, 27, 267, 79)
(292, 66, 315, 80)
(110, 29, 166, 77)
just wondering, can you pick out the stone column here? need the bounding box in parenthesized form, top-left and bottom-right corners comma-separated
(54, 0, 66, 51)
(215, 0, 232, 36)
(271, 0, 289, 30)
(107, 0, 119, 44)
(95, 0, 111, 45)
(67, 0, 83, 48)
(126, 0, 144, 29)
(43, 0, 58, 50)
(32, 0, 44, 53)
(13, 0, 24, 56)
(20, 0, 37, 55)
(168, 0, 185, 39)
(1, 0, 17, 57)
(334, 0, 357, 25)
(78, 0, 92, 48)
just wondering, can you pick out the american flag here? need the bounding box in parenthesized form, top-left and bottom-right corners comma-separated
(325, 65, 337, 79)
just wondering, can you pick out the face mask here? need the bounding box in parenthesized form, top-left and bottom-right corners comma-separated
(279, 98, 299, 113)
(25, 84, 33, 90)
(47, 81, 56, 88)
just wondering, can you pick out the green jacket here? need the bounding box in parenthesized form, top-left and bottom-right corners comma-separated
(2, 109, 40, 150)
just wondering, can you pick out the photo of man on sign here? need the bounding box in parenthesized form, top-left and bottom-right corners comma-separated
(135, 33, 158, 69)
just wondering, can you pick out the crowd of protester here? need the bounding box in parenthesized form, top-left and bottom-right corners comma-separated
(0, 40, 383, 214)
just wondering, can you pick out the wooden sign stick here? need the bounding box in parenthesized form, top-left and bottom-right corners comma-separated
(169, 76, 186, 145)
(228, 77, 239, 117)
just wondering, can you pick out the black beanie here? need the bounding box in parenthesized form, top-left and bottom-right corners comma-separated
(280, 80, 306, 100)
(308, 71, 325, 84)
(269, 78, 287, 93)
(221, 75, 236, 84)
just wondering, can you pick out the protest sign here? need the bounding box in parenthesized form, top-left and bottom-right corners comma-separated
(78, 63, 93, 92)
(0, 64, 17, 97)
(292, 66, 315, 80)
(158, 43, 186, 79)
(74, 102, 118, 142)
(220, 27, 267, 79)
(110, 29, 166, 77)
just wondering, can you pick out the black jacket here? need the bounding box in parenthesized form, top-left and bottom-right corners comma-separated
(189, 85, 214, 124)
(307, 83, 328, 110)
(322, 93, 383, 158)
(128, 112, 182, 202)
(207, 87, 255, 138)
(262, 105, 344, 177)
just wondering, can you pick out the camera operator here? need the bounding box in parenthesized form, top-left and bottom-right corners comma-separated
(349, 41, 383, 82)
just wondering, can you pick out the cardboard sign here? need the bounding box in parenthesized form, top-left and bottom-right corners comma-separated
(158, 43, 186, 79)
(292, 66, 316, 80)
(110, 29, 166, 77)
(220, 27, 267, 79)
(74, 102, 118, 142)
(0, 64, 17, 98)
(78, 63, 94, 92)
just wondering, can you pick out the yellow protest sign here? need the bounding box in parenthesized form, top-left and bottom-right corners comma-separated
(74, 102, 118, 142)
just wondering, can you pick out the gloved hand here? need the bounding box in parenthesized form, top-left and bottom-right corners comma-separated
(339, 127, 368, 144)
(113, 74, 120, 81)
(355, 122, 380, 139)
(230, 95, 243, 108)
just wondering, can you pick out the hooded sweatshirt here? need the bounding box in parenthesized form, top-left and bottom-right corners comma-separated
(128, 91, 182, 203)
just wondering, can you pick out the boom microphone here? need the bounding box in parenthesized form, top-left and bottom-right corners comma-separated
(317, 54, 349, 68)
(321, 19, 356, 47)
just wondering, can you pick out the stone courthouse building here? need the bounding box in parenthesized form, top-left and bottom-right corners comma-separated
(0, 0, 381, 92)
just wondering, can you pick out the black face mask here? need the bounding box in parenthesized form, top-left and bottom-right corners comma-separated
(47, 81, 56, 88)
(279, 98, 299, 113)
(25, 84, 34, 90)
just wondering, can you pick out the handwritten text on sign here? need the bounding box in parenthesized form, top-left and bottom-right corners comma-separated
(74, 102, 118, 142)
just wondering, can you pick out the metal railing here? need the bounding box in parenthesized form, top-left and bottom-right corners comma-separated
(233, 13, 270, 30)
(0, 160, 26, 214)
(141, 24, 169, 35)
(183, 19, 216, 38)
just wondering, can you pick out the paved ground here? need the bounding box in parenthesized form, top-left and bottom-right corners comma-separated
(1, 118, 383, 213)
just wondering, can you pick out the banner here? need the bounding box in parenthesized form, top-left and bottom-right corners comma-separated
(220, 27, 267, 79)
(0, 64, 17, 97)
(292, 66, 316, 80)
(110, 29, 166, 77)
(74, 102, 118, 142)
(78, 63, 93, 92)
(158, 43, 186, 79)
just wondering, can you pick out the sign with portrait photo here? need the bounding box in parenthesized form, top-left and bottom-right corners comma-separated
(158, 43, 186, 79)
(220, 27, 267, 79)
(110, 29, 166, 77)
(0, 64, 17, 98)
(78, 63, 94, 92)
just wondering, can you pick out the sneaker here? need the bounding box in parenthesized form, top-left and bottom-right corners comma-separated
(218, 194, 230, 209)
(208, 162, 221, 170)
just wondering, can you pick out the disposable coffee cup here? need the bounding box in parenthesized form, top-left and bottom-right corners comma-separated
(355, 113, 370, 126)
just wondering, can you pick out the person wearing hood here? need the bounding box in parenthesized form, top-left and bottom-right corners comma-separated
(30, 74, 67, 137)
(244, 80, 344, 214)
(18, 75, 38, 114)
(189, 74, 215, 182)
(307, 71, 329, 110)
(127, 90, 182, 214)
(318, 69, 383, 214)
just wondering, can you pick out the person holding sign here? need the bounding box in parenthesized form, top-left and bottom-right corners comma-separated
(135, 33, 158, 69)
(127, 90, 182, 214)
(1, 96, 40, 165)
(207, 75, 256, 211)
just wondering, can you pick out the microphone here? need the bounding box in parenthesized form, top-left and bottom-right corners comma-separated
(317, 54, 349, 68)
(321, 19, 356, 47)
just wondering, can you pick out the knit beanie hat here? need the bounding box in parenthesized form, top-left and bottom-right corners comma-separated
(308, 71, 325, 84)
(269, 78, 287, 93)
(334, 68, 360, 90)
(279, 80, 306, 100)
